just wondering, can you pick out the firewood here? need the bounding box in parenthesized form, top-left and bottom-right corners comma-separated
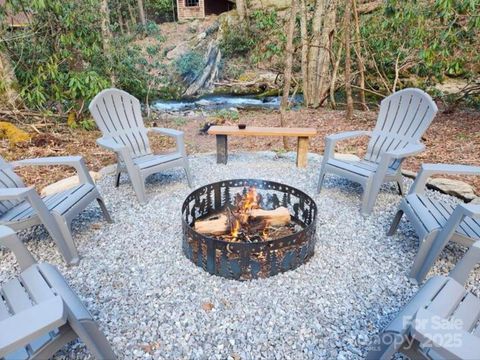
(194, 214, 228, 236)
(194, 207, 291, 235)
(249, 207, 291, 226)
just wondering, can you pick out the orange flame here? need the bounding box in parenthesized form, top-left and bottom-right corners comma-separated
(231, 219, 240, 239)
(242, 187, 258, 212)
(262, 226, 269, 240)
(230, 187, 261, 238)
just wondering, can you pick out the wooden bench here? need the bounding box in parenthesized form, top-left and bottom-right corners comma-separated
(208, 126, 317, 168)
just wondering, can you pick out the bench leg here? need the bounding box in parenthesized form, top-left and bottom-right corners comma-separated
(216, 135, 228, 164)
(296, 137, 309, 168)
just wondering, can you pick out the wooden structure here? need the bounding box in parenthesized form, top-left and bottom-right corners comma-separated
(208, 126, 317, 168)
(176, 0, 235, 20)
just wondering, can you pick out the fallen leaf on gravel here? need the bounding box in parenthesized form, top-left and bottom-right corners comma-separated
(139, 341, 160, 354)
(202, 302, 214, 312)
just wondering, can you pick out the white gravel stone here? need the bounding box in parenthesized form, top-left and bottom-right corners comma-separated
(1, 151, 478, 359)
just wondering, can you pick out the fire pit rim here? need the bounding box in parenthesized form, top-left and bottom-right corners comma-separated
(181, 178, 317, 246)
(182, 178, 318, 279)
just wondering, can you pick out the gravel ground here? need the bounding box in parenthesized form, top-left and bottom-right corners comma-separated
(0, 151, 477, 359)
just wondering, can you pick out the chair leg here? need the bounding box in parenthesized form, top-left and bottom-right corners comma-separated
(388, 210, 404, 236)
(51, 214, 80, 265)
(360, 180, 376, 215)
(409, 232, 437, 283)
(317, 166, 327, 193)
(183, 158, 193, 188)
(71, 319, 116, 359)
(396, 176, 405, 196)
(115, 172, 121, 188)
(361, 178, 383, 215)
(97, 197, 113, 223)
(130, 173, 147, 204)
(115, 164, 122, 188)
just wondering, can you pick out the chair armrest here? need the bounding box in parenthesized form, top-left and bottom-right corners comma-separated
(325, 130, 371, 143)
(12, 156, 94, 185)
(149, 128, 186, 156)
(0, 187, 34, 201)
(149, 127, 184, 138)
(0, 226, 36, 270)
(323, 131, 371, 160)
(384, 143, 425, 159)
(0, 188, 64, 249)
(0, 296, 66, 356)
(410, 163, 480, 195)
(450, 240, 480, 284)
(369, 143, 426, 192)
(97, 137, 135, 167)
(417, 205, 480, 285)
(412, 308, 480, 359)
(96, 137, 128, 153)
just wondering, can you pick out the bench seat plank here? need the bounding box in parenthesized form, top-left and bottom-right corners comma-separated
(208, 126, 317, 137)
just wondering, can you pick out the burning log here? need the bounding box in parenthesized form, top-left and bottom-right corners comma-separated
(194, 207, 291, 236)
(249, 207, 291, 227)
(194, 214, 229, 236)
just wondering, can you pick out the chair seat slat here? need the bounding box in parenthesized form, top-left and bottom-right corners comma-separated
(0, 296, 11, 320)
(20, 267, 55, 304)
(428, 279, 466, 318)
(450, 293, 480, 332)
(2, 279, 33, 314)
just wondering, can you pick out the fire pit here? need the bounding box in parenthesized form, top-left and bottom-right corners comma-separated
(182, 179, 317, 280)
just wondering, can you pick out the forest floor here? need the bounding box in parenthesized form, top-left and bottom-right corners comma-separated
(2, 107, 479, 194)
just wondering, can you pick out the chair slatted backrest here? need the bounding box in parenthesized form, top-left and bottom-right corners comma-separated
(89, 88, 152, 158)
(364, 88, 438, 169)
(0, 156, 25, 216)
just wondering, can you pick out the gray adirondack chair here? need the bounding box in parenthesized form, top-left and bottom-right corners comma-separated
(0, 155, 112, 265)
(367, 240, 480, 359)
(0, 226, 115, 359)
(317, 88, 438, 214)
(389, 163, 480, 283)
(89, 88, 192, 204)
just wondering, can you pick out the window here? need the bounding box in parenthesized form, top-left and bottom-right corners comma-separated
(185, 0, 199, 6)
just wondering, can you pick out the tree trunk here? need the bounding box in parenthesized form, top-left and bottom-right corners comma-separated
(99, 0, 115, 85)
(279, 0, 297, 150)
(118, 9, 125, 34)
(299, 0, 309, 106)
(330, 41, 343, 109)
(236, 0, 246, 21)
(314, 0, 337, 106)
(344, 0, 354, 120)
(137, 0, 146, 26)
(307, 0, 326, 107)
(0, 51, 19, 108)
(128, 2, 136, 27)
(352, 0, 367, 110)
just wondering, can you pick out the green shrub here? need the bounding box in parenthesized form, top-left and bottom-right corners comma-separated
(146, 44, 161, 56)
(175, 51, 205, 83)
(213, 109, 239, 122)
(220, 24, 255, 58)
(145, 21, 160, 36)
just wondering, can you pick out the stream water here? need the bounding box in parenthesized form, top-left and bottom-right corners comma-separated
(151, 94, 304, 114)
